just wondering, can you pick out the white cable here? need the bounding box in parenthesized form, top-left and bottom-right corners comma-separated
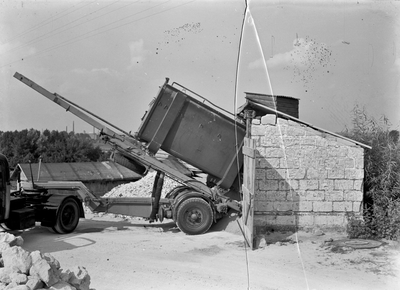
(241, 2, 311, 289)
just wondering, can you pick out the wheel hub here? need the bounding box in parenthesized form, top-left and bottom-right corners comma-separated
(188, 210, 202, 223)
(175, 197, 213, 235)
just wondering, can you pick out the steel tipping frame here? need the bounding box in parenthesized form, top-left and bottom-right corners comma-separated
(13, 72, 241, 218)
(21, 180, 171, 218)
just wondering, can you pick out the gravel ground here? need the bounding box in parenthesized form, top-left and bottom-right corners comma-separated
(20, 218, 400, 290)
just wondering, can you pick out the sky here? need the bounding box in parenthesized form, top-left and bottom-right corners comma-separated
(0, 0, 399, 135)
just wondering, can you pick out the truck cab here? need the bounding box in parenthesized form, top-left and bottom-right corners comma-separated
(0, 153, 84, 233)
(0, 153, 11, 222)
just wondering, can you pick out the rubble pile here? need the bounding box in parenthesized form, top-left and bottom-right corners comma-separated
(0, 233, 90, 290)
(104, 170, 182, 198)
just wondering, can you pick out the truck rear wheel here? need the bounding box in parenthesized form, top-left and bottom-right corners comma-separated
(52, 198, 80, 234)
(176, 198, 213, 235)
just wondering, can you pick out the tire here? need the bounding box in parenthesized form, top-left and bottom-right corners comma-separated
(176, 198, 213, 235)
(112, 152, 147, 175)
(52, 198, 80, 234)
(2, 222, 18, 231)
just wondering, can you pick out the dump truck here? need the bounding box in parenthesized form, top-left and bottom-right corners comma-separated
(1, 72, 252, 236)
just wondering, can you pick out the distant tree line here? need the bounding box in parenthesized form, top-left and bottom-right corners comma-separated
(0, 129, 108, 168)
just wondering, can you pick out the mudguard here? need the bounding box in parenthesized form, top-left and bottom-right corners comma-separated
(40, 193, 84, 227)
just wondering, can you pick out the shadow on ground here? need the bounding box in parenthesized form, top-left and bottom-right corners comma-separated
(8, 217, 179, 254)
(7, 210, 244, 254)
(209, 210, 242, 235)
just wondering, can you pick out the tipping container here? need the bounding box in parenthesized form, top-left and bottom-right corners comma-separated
(136, 81, 246, 189)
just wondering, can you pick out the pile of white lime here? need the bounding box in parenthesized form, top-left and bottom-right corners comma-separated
(103, 171, 182, 198)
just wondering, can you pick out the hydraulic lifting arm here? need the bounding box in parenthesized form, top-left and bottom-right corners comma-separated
(13, 72, 139, 147)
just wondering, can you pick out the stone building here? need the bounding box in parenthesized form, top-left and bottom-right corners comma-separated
(238, 93, 371, 235)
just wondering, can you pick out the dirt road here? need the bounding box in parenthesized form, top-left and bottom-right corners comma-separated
(16, 214, 400, 290)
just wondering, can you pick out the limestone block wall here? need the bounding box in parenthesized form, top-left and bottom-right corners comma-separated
(251, 117, 365, 233)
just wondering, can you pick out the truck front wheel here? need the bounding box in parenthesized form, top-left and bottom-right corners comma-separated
(176, 198, 213, 235)
(52, 198, 80, 234)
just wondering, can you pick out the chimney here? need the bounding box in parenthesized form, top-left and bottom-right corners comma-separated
(244, 92, 299, 118)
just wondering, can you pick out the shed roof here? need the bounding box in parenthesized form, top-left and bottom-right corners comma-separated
(12, 161, 142, 182)
(237, 97, 372, 149)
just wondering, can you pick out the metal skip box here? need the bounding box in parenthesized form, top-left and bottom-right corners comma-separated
(136, 81, 246, 189)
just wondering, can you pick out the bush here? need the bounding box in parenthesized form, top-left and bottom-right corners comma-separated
(347, 193, 400, 240)
(343, 105, 400, 240)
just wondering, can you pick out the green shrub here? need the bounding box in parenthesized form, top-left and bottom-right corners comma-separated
(347, 193, 400, 240)
(343, 105, 400, 240)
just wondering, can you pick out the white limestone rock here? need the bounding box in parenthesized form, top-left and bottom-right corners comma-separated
(67, 266, 90, 290)
(5, 284, 29, 290)
(29, 258, 60, 287)
(26, 276, 45, 290)
(2, 246, 32, 274)
(49, 281, 77, 290)
(43, 253, 61, 270)
(9, 272, 28, 285)
(0, 233, 23, 247)
(0, 242, 10, 256)
(0, 268, 12, 284)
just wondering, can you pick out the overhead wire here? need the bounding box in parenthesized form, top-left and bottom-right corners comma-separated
(233, 0, 251, 289)
(234, 0, 311, 289)
(0, 0, 196, 69)
(1, 0, 122, 55)
(326, 97, 350, 129)
(2, 0, 91, 44)
(245, 7, 311, 290)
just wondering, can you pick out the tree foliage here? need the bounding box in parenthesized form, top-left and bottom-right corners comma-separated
(0, 129, 107, 168)
(342, 105, 400, 240)
(342, 105, 400, 199)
